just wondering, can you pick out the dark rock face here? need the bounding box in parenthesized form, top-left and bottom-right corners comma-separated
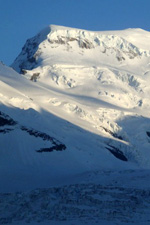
(30, 73, 40, 82)
(36, 144, 66, 153)
(21, 126, 66, 153)
(48, 35, 94, 49)
(0, 128, 13, 134)
(106, 145, 128, 161)
(0, 111, 66, 153)
(146, 131, 150, 137)
(78, 38, 94, 49)
(101, 126, 123, 140)
(0, 111, 17, 127)
(11, 27, 51, 73)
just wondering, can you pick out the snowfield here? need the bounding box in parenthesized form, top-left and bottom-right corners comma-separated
(1, 25, 150, 224)
(1, 170, 150, 225)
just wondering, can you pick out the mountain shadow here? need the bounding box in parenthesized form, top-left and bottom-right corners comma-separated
(0, 103, 149, 192)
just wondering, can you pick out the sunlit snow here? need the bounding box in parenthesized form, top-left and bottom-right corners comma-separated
(1, 25, 150, 224)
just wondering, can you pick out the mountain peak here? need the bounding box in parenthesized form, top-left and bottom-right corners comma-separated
(11, 25, 150, 73)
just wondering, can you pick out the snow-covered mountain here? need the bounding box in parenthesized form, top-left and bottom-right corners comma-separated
(1, 25, 150, 224)
(11, 25, 150, 168)
(12, 25, 150, 72)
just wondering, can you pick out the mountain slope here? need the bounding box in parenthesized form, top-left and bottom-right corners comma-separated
(11, 25, 150, 166)
(1, 61, 136, 193)
(1, 24, 150, 225)
(1, 25, 150, 191)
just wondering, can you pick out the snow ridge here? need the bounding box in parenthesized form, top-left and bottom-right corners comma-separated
(12, 25, 150, 73)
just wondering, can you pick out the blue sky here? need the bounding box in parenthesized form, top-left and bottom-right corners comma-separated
(0, 0, 150, 65)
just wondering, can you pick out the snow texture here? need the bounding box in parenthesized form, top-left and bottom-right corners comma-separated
(1, 25, 150, 224)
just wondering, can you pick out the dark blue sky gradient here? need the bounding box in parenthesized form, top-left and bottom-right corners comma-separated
(0, 0, 150, 65)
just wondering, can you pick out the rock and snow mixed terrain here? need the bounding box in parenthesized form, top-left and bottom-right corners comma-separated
(1, 25, 150, 224)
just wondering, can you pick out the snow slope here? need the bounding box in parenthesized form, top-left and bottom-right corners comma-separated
(1, 25, 150, 224)
(11, 25, 150, 169)
(0, 61, 136, 193)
